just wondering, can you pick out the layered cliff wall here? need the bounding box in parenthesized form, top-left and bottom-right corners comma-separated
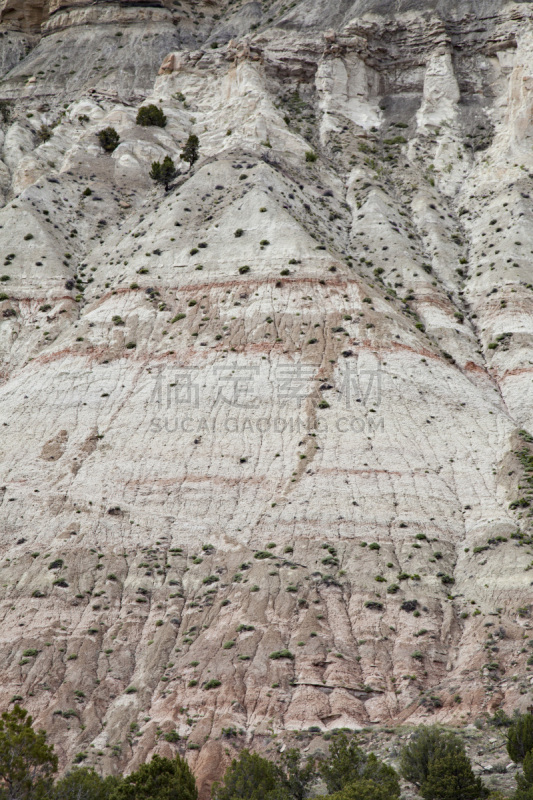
(0, 0, 532, 794)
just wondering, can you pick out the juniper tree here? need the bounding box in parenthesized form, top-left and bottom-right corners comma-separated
(149, 156, 177, 191)
(0, 705, 57, 800)
(180, 134, 199, 169)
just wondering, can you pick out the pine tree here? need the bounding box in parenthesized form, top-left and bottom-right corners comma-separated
(318, 777, 398, 800)
(180, 134, 199, 169)
(508, 714, 533, 763)
(53, 767, 119, 800)
(149, 156, 177, 191)
(212, 750, 287, 800)
(319, 733, 368, 793)
(400, 726, 464, 788)
(278, 749, 316, 800)
(0, 705, 58, 800)
(421, 750, 488, 800)
(109, 754, 196, 800)
(319, 735, 399, 798)
(515, 749, 533, 800)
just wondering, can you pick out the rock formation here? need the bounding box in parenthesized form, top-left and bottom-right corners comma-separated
(0, 0, 532, 794)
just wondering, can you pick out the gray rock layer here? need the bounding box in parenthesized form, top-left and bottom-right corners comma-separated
(0, 0, 532, 794)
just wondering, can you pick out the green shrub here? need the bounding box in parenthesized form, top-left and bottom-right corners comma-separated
(149, 156, 177, 191)
(420, 750, 487, 800)
(203, 679, 221, 689)
(383, 136, 407, 145)
(305, 151, 317, 162)
(320, 733, 400, 797)
(0, 101, 13, 123)
(180, 134, 199, 168)
(507, 713, 533, 763)
(110, 753, 196, 800)
(400, 726, 466, 789)
(97, 127, 120, 152)
(212, 750, 281, 800)
(269, 649, 294, 660)
(136, 105, 167, 127)
(37, 125, 52, 142)
(0, 706, 57, 799)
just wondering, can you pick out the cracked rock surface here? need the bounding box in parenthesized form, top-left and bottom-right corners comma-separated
(0, 0, 533, 794)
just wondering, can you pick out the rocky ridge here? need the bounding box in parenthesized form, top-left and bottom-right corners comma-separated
(0, 0, 532, 794)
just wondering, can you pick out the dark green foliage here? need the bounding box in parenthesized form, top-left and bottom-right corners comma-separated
(97, 127, 120, 152)
(269, 650, 294, 660)
(150, 157, 177, 191)
(383, 136, 407, 145)
(212, 750, 288, 800)
(420, 750, 487, 800)
(277, 749, 316, 800)
(180, 134, 199, 168)
(508, 714, 533, 763)
(109, 754, 197, 800)
(318, 778, 398, 800)
(400, 726, 486, 800)
(319, 734, 399, 797)
(515, 750, 533, 799)
(37, 126, 52, 143)
(136, 105, 167, 128)
(400, 726, 463, 788)
(0, 101, 13, 123)
(0, 705, 58, 800)
(491, 709, 513, 728)
(53, 768, 119, 800)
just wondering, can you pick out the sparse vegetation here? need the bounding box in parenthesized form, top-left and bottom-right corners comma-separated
(97, 127, 120, 152)
(180, 134, 199, 168)
(136, 105, 167, 127)
(149, 156, 177, 191)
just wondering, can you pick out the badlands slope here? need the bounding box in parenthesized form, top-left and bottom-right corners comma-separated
(0, 0, 533, 790)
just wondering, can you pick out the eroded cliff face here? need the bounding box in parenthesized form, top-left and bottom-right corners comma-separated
(0, 0, 532, 794)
